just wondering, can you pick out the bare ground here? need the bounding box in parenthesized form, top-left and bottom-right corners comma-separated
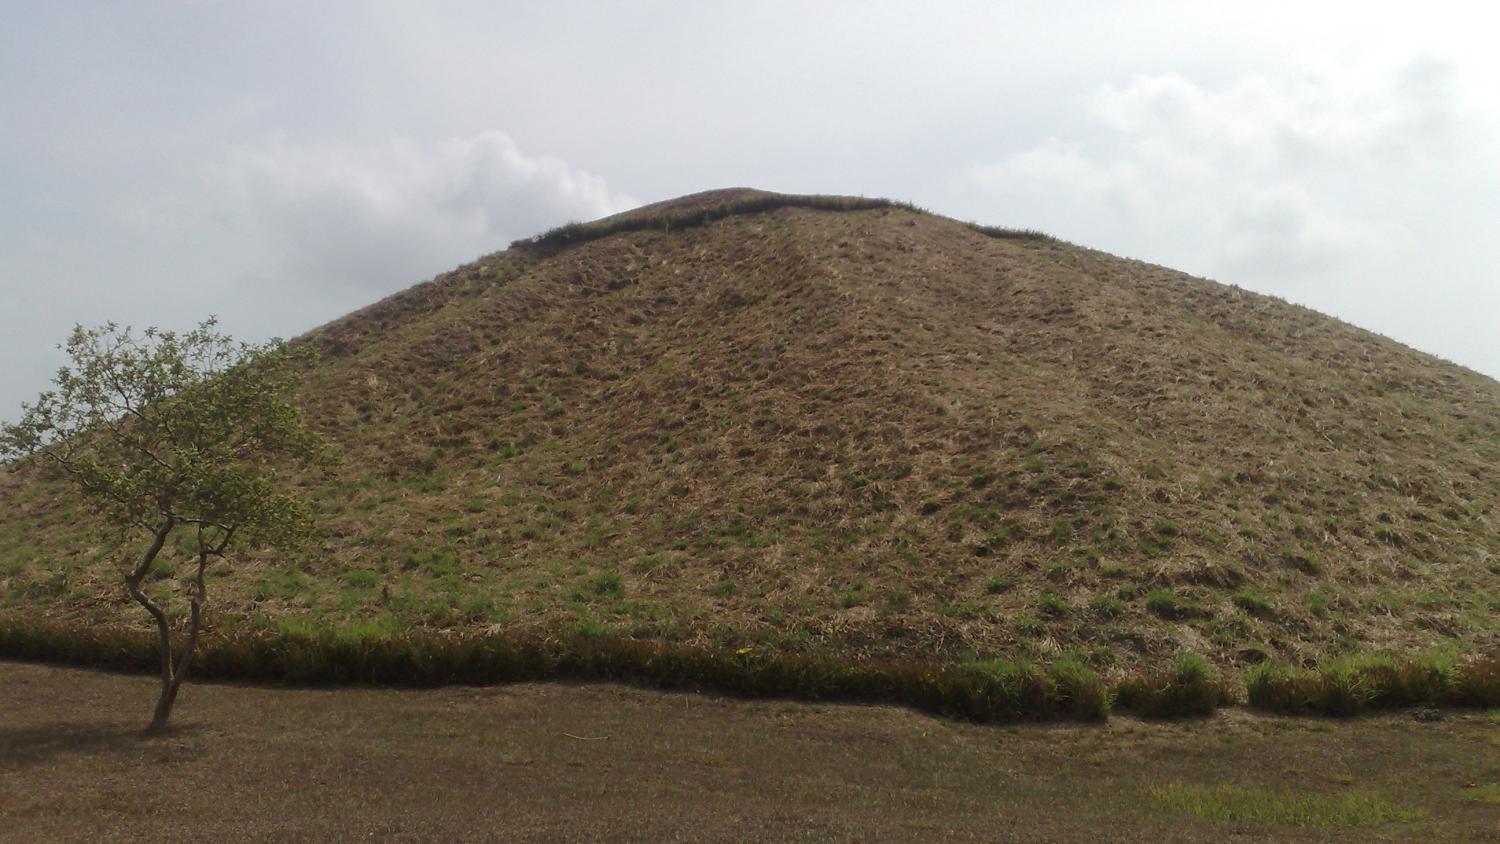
(2, 661, 1497, 842)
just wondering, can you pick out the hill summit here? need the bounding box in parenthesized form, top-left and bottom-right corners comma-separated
(5, 188, 1499, 670)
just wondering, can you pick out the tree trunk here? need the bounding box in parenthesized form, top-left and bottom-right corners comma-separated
(146, 526, 230, 731)
(148, 551, 209, 730)
(125, 517, 179, 733)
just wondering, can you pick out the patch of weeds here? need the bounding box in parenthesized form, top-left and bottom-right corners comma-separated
(1114, 653, 1230, 717)
(460, 595, 495, 620)
(882, 589, 912, 612)
(1306, 588, 1333, 616)
(571, 572, 625, 602)
(1246, 651, 1500, 715)
(1137, 535, 1170, 557)
(1015, 615, 1044, 636)
(835, 580, 870, 609)
(984, 575, 1012, 594)
(1151, 783, 1423, 828)
(1232, 588, 1274, 616)
(1282, 550, 1322, 575)
(1145, 589, 1180, 618)
(633, 553, 672, 572)
(973, 527, 1011, 557)
(937, 600, 985, 620)
(1038, 591, 1067, 617)
(274, 617, 322, 639)
(253, 569, 309, 601)
(1463, 784, 1500, 804)
(340, 569, 380, 589)
(403, 547, 461, 575)
(711, 579, 736, 598)
(1050, 518, 1073, 543)
(574, 616, 611, 637)
(1090, 595, 1126, 618)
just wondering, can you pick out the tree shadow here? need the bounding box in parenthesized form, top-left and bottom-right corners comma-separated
(0, 721, 184, 770)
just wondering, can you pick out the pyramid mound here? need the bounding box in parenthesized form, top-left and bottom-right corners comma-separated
(4, 191, 1498, 669)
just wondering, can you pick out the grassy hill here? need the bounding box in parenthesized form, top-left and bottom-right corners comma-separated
(4, 188, 1499, 687)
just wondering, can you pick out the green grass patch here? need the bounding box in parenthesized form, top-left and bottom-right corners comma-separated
(1089, 594, 1126, 618)
(339, 569, 380, 589)
(253, 569, 310, 601)
(1247, 651, 1500, 715)
(1114, 653, 1231, 718)
(1231, 588, 1273, 616)
(1463, 784, 1500, 804)
(1037, 591, 1067, 617)
(984, 575, 1012, 595)
(570, 572, 624, 602)
(1151, 782, 1424, 828)
(1145, 588, 1179, 618)
(881, 589, 911, 612)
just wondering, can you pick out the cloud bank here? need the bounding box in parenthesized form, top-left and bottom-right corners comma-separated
(213, 131, 636, 294)
(961, 59, 1500, 371)
(967, 59, 1498, 279)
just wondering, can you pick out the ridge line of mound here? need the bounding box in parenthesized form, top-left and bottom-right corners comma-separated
(509, 189, 1055, 252)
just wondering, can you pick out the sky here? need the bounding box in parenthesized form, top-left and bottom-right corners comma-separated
(3, 1, 1498, 420)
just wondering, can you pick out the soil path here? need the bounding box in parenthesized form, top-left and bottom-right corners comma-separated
(2, 661, 1496, 841)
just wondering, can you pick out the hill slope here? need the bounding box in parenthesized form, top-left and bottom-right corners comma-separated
(4, 189, 1499, 671)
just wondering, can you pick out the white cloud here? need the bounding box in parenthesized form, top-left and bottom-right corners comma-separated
(210, 131, 636, 294)
(962, 59, 1500, 376)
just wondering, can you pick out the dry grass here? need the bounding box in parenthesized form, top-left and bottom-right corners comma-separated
(5, 660, 1497, 841)
(3, 188, 1499, 680)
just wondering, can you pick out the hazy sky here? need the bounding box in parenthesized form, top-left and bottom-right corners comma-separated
(3, 2, 1498, 419)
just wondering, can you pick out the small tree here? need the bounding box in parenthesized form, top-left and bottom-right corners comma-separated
(0, 319, 324, 731)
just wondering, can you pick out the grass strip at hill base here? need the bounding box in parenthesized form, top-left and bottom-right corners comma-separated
(0, 617, 1104, 723)
(1112, 652, 1234, 718)
(1247, 652, 1500, 715)
(4, 617, 1496, 723)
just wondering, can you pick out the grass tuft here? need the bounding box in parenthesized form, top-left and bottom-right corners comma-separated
(1246, 651, 1500, 715)
(1113, 653, 1232, 717)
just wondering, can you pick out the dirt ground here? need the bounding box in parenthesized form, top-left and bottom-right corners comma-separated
(1, 661, 1496, 842)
